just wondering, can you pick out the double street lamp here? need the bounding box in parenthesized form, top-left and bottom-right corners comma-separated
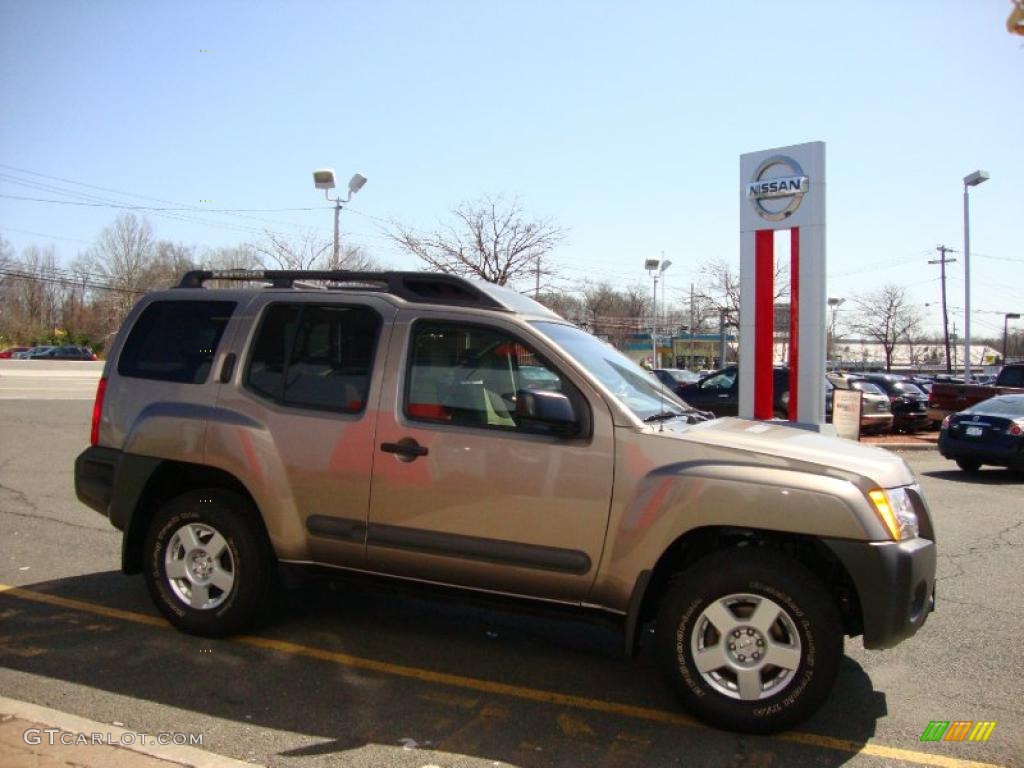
(962, 169, 989, 381)
(312, 169, 368, 266)
(645, 258, 671, 367)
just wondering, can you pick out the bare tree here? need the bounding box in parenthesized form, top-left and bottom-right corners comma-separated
(251, 230, 332, 271)
(387, 196, 565, 286)
(535, 291, 583, 322)
(85, 213, 156, 293)
(698, 258, 790, 318)
(850, 285, 923, 372)
(249, 229, 380, 273)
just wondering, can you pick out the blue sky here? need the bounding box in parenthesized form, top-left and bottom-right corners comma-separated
(1, 0, 1021, 338)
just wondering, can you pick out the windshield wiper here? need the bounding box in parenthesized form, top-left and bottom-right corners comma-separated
(643, 411, 687, 423)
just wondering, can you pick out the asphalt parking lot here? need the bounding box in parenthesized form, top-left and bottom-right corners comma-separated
(1, 397, 1021, 768)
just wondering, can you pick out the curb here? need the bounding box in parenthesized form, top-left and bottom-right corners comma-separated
(0, 696, 260, 768)
(866, 442, 938, 452)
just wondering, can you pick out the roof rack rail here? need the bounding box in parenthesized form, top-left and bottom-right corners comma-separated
(176, 269, 508, 310)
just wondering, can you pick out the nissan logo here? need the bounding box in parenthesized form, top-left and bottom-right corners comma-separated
(746, 155, 809, 222)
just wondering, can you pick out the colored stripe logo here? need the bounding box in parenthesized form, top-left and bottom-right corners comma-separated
(921, 720, 996, 742)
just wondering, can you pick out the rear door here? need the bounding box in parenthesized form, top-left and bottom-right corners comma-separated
(366, 311, 615, 602)
(209, 295, 395, 568)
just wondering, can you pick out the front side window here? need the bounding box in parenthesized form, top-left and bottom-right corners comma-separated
(406, 322, 571, 433)
(701, 370, 737, 391)
(118, 300, 236, 384)
(532, 322, 696, 422)
(246, 303, 380, 413)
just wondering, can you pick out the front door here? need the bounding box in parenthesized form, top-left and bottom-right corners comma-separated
(367, 314, 615, 602)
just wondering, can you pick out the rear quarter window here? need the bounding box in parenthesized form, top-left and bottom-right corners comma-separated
(118, 300, 236, 384)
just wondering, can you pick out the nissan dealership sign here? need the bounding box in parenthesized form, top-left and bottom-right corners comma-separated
(746, 155, 809, 221)
(738, 141, 827, 427)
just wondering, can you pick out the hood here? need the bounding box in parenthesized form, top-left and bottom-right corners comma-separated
(660, 416, 916, 488)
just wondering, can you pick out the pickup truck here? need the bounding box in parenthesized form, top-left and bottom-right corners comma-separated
(927, 363, 1024, 424)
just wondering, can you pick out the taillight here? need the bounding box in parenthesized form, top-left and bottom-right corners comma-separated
(91, 377, 108, 446)
(1010, 423, 1023, 436)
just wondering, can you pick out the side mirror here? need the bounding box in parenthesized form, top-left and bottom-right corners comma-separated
(515, 390, 578, 436)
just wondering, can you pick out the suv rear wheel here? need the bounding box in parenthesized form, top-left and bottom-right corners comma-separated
(143, 488, 273, 636)
(655, 549, 842, 733)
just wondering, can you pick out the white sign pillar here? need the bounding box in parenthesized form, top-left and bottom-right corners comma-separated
(739, 142, 827, 426)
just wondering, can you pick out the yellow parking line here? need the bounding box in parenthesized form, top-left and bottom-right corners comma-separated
(0, 584, 1004, 768)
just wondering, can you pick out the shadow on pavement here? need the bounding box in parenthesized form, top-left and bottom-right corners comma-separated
(0, 570, 886, 767)
(921, 468, 1024, 484)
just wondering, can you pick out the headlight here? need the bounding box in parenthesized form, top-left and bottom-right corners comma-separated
(868, 487, 920, 541)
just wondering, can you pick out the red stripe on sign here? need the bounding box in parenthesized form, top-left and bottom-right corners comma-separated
(789, 227, 800, 421)
(755, 230, 774, 420)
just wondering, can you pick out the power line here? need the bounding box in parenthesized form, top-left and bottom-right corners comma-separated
(0, 267, 144, 295)
(0, 164, 324, 233)
(0, 194, 326, 213)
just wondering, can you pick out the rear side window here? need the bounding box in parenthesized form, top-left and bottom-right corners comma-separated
(118, 301, 236, 384)
(245, 303, 381, 413)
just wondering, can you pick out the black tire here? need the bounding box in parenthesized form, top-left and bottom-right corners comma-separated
(655, 548, 842, 734)
(143, 488, 274, 637)
(955, 458, 982, 473)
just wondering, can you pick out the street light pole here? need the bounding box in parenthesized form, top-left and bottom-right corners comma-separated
(645, 258, 661, 367)
(827, 297, 844, 364)
(1005, 313, 1021, 363)
(313, 169, 368, 267)
(962, 169, 989, 381)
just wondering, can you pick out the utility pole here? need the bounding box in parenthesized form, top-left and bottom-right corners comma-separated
(535, 256, 541, 298)
(929, 245, 957, 372)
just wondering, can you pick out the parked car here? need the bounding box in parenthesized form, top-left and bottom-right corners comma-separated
(827, 374, 895, 434)
(0, 346, 30, 359)
(856, 373, 930, 433)
(28, 345, 98, 361)
(74, 269, 936, 734)
(938, 394, 1024, 473)
(652, 367, 700, 394)
(13, 346, 55, 359)
(681, 365, 832, 421)
(927, 363, 1024, 425)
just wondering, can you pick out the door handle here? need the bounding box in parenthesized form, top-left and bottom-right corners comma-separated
(219, 353, 237, 383)
(381, 439, 429, 460)
(718, 393, 730, 398)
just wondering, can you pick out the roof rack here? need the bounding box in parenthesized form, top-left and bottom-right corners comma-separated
(176, 269, 508, 311)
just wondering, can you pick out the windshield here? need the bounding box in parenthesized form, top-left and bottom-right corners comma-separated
(851, 380, 885, 395)
(534, 322, 693, 420)
(892, 381, 925, 395)
(964, 395, 1024, 418)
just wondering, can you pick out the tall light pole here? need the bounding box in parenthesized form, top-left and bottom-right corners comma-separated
(1005, 313, 1021, 363)
(962, 169, 989, 381)
(660, 257, 672, 330)
(827, 297, 844, 364)
(313, 169, 368, 267)
(645, 258, 661, 367)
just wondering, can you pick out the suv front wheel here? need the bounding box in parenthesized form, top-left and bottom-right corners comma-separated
(143, 488, 273, 636)
(655, 548, 842, 733)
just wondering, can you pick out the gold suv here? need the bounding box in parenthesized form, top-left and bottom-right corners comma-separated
(75, 270, 936, 734)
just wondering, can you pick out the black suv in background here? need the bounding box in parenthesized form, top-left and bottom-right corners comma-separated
(856, 373, 930, 433)
(680, 365, 833, 420)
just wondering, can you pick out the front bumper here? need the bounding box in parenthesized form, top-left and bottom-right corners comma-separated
(825, 537, 936, 649)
